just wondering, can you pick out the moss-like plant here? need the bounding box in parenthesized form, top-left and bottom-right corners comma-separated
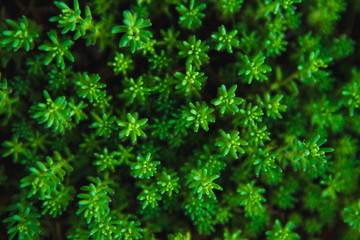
(1, 0, 360, 239)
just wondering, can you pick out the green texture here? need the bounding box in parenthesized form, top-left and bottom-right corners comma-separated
(1, 0, 360, 239)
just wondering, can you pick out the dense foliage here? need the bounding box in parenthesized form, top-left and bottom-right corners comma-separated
(1, 0, 360, 239)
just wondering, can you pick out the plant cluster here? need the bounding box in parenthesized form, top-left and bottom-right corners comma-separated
(1, 0, 360, 239)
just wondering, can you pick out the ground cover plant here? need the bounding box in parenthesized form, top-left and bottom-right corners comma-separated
(1, 0, 360, 239)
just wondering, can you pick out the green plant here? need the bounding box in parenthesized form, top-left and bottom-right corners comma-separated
(216, 129, 248, 159)
(31, 90, 71, 134)
(212, 84, 244, 115)
(237, 181, 266, 217)
(178, 35, 209, 69)
(107, 52, 134, 76)
(266, 219, 299, 240)
(174, 64, 207, 97)
(117, 113, 148, 143)
(1, 0, 360, 239)
(50, 0, 95, 42)
(3, 202, 41, 240)
(38, 30, 74, 69)
(112, 10, 152, 53)
(1, 15, 39, 52)
(182, 101, 215, 132)
(74, 72, 106, 103)
(238, 54, 272, 84)
(176, 0, 206, 30)
(131, 153, 160, 179)
(212, 25, 239, 53)
(187, 168, 223, 200)
(76, 177, 113, 224)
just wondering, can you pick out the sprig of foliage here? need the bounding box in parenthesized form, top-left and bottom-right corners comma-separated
(20, 151, 73, 200)
(94, 147, 120, 172)
(137, 183, 162, 209)
(298, 50, 332, 84)
(119, 76, 151, 105)
(343, 200, 360, 232)
(68, 99, 88, 124)
(187, 168, 223, 200)
(117, 113, 148, 143)
(131, 153, 160, 179)
(215, 0, 244, 16)
(89, 111, 118, 138)
(178, 35, 209, 69)
(238, 54, 272, 84)
(212, 25, 239, 53)
(216, 129, 248, 159)
(266, 219, 300, 240)
(1, 15, 39, 52)
(234, 101, 264, 127)
(89, 215, 122, 240)
(293, 135, 334, 171)
(0, 75, 13, 114)
(3, 202, 41, 240)
(38, 30, 74, 69)
(112, 10, 152, 53)
(31, 90, 71, 134)
(174, 64, 207, 97)
(342, 68, 360, 116)
(176, 0, 206, 30)
(50, 0, 95, 41)
(107, 52, 134, 76)
(212, 84, 244, 115)
(157, 169, 180, 197)
(41, 184, 74, 217)
(237, 181, 266, 217)
(253, 148, 282, 179)
(257, 93, 287, 119)
(74, 72, 106, 103)
(271, 0, 302, 15)
(2, 135, 30, 163)
(76, 177, 113, 224)
(182, 101, 215, 132)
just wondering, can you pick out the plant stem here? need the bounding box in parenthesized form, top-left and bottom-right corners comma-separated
(270, 71, 299, 90)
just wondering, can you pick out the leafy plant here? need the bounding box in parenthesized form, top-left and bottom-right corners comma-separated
(50, 0, 95, 41)
(1, 15, 39, 52)
(119, 76, 151, 105)
(212, 25, 239, 53)
(176, 0, 206, 30)
(266, 219, 300, 240)
(3, 202, 41, 240)
(178, 35, 209, 69)
(131, 153, 160, 179)
(38, 30, 74, 69)
(174, 64, 207, 97)
(212, 84, 244, 115)
(1, 0, 360, 239)
(74, 72, 106, 103)
(237, 181, 266, 217)
(117, 113, 148, 143)
(108, 52, 134, 76)
(182, 101, 215, 132)
(76, 177, 112, 224)
(216, 129, 248, 159)
(20, 151, 72, 201)
(187, 168, 223, 200)
(112, 10, 152, 53)
(89, 111, 118, 138)
(157, 169, 180, 197)
(31, 90, 71, 134)
(238, 54, 272, 84)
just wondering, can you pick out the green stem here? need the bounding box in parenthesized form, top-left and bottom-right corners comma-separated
(270, 71, 299, 91)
